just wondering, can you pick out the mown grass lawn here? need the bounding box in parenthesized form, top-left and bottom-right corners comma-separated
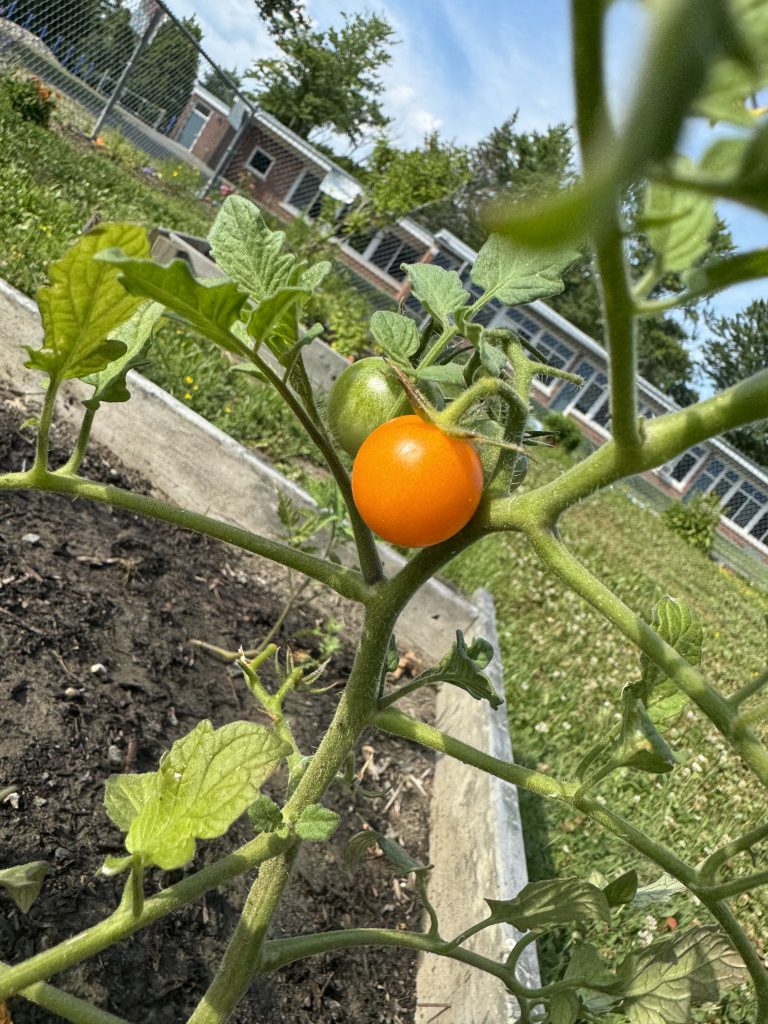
(0, 95, 212, 296)
(446, 450, 768, 1022)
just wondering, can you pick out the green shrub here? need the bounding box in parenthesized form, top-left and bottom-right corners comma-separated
(0, 73, 57, 127)
(662, 492, 722, 553)
(542, 409, 584, 453)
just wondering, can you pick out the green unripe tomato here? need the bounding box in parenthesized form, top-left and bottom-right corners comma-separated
(327, 357, 410, 456)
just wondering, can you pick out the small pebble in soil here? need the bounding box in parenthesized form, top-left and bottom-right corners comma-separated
(90, 663, 109, 676)
(107, 745, 123, 766)
(21, 533, 40, 545)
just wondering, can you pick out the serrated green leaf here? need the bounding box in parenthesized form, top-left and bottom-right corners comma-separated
(470, 234, 577, 307)
(565, 942, 619, 1014)
(620, 951, 692, 1024)
(82, 301, 164, 409)
(486, 877, 611, 931)
(376, 834, 430, 876)
(477, 336, 509, 376)
(208, 195, 296, 300)
(642, 168, 717, 273)
(248, 794, 283, 834)
(102, 256, 248, 356)
(299, 261, 332, 291)
(104, 772, 157, 831)
(632, 874, 686, 907)
(677, 248, 768, 306)
(549, 990, 581, 1024)
(344, 830, 380, 868)
(412, 362, 467, 386)
(295, 804, 340, 842)
(694, 0, 768, 124)
(615, 701, 677, 774)
(404, 263, 469, 326)
(617, 928, 740, 1024)
(101, 853, 135, 877)
(637, 597, 703, 726)
(672, 926, 747, 1002)
(27, 224, 149, 380)
(0, 861, 48, 913)
(410, 631, 501, 709)
(108, 720, 289, 870)
(246, 286, 310, 353)
(370, 311, 419, 365)
(603, 869, 639, 908)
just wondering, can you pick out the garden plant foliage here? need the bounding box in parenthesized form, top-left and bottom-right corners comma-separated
(1, 2, 768, 1022)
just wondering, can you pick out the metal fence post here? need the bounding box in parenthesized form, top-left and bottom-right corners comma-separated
(90, 7, 164, 140)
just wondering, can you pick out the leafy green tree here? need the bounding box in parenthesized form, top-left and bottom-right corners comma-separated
(127, 14, 202, 126)
(200, 66, 243, 107)
(341, 132, 470, 236)
(246, 11, 395, 144)
(423, 115, 574, 250)
(253, 0, 309, 30)
(77, 2, 136, 84)
(701, 300, 768, 467)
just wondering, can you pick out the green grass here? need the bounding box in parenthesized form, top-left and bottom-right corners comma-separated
(0, 91, 212, 296)
(445, 451, 768, 1022)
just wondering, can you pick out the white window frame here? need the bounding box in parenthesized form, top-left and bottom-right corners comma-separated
(658, 445, 710, 491)
(245, 144, 275, 180)
(283, 168, 324, 217)
(178, 102, 210, 150)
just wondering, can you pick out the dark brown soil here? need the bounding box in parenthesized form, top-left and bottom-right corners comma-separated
(0, 395, 433, 1024)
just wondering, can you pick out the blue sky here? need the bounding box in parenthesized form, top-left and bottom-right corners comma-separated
(166, 0, 768, 323)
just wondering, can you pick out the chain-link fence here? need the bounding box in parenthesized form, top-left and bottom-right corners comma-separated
(0, 0, 232, 164)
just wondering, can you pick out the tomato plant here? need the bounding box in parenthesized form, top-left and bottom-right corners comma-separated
(326, 356, 409, 455)
(351, 415, 484, 547)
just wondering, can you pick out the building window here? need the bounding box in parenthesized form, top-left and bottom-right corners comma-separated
(286, 170, 324, 218)
(246, 145, 274, 178)
(177, 102, 210, 149)
(550, 358, 597, 412)
(366, 232, 424, 282)
(661, 445, 708, 486)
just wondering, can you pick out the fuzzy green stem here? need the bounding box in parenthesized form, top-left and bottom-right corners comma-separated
(700, 869, 768, 902)
(419, 325, 458, 370)
(32, 378, 59, 475)
(700, 822, 768, 882)
(526, 528, 768, 787)
(57, 405, 97, 476)
(4, 969, 131, 1024)
(0, 831, 292, 1001)
(251, 352, 384, 585)
(0, 468, 368, 604)
(373, 707, 699, 886)
(729, 668, 768, 708)
(187, 849, 299, 1024)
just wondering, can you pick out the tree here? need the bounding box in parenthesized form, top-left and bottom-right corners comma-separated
(200, 66, 243, 107)
(78, 2, 136, 85)
(423, 115, 574, 250)
(246, 11, 395, 145)
(127, 14, 202, 126)
(700, 300, 768, 466)
(340, 132, 470, 236)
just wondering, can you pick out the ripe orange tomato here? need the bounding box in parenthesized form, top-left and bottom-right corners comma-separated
(351, 415, 484, 547)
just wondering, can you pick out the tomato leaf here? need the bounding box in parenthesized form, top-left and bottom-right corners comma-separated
(294, 804, 340, 842)
(411, 363, 467, 386)
(403, 263, 469, 326)
(26, 223, 149, 381)
(470, 233, 578, 307)
(0, 861, 48, 913)
(370, 311, 419, 365)
(549, 990, 581, 1024)
(246, 286, 310, 351)
(642, 167, 717, 273)
(617, 927, 746, 1024)
(632, 874, 686, 907)
(635, 597, 703, 727)
(486, 877, 611, 931)
(564, 942, 619, 1014)
(248, 795, 284, 834)
(105, 720, 290, 871)
(676, 248, 768, 305)
(603, 869, 639, 908)
(100, 255, 249, 356)
(410, 630, 502, 709)
(81, 301, 164, 410)
(208, 195, 296, 300)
